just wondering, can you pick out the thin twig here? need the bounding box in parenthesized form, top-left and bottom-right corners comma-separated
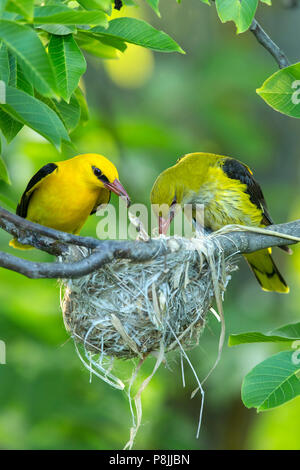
(250, 19, 290, 69)
(212, 0, 290, 69)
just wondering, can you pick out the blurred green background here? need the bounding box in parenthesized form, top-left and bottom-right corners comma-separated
(0, 0, 300, 450)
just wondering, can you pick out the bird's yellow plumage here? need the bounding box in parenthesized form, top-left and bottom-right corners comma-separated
(10, 153, 130, 249)
(150, 152, 289, 293)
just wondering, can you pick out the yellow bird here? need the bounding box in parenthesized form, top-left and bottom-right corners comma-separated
(10, 153, 130, 249)
(150, 152, 290, 293)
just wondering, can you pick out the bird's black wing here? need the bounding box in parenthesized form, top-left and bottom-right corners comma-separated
(222, 158, 291, 253)
(222, 157, 273, 225)
(17, 163, 58, 218)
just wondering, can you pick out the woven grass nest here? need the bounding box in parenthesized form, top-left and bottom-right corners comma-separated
(61, 235, 236, 367)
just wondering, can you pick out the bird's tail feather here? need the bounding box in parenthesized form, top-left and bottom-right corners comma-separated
(244, 249, 289, 294)
(9, 239, 33, 250)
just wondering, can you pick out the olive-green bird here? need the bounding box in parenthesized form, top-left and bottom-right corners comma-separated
(150, 152, 290, 293)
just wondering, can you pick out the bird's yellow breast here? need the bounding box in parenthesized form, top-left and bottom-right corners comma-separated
(27, 168, 101, 234)
(183, 166, 263, 231)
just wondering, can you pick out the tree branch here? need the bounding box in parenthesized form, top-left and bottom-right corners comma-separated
(0, 206, 299, 279)
(212, 0, 290, 69)
(250, 19, 290, 69)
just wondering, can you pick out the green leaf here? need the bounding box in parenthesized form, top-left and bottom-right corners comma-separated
(16, 61, 34, 95)
(0, 42, 9, 84)
(0, 86, 69, 148)
(215, 0, 258, 34)
(145, 0, 161, 17)
(55, 94, 81, 132)
(257, 63, 300, 118)
(272, 322, 300, 340)
(74, 86, 89, 123)
(0, 108, 23, 142)
(36, 24, 77, 35)
(48, 34, 86, 103)
(38, 92, 81, 133)
(242, 351, 300, 411)
(92, 17, 184, 53)
(229, 332, 295, 346)
(76, 34, 121, 58)
(78, 30, 127, 52)
(77, 0, 112, 13)
(0, 154, 10, 184)
(5, 0, 34, 20)
(198, 0, 210, 4)
(0, 20, 56, 96)
(229, 322, 300, 346)
(33, 5, 108, 26)
(7, 49, 16, 86)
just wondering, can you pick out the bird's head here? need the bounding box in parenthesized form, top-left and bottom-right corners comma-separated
(72, 153, 131, 207)
(151, 153, 214, 234)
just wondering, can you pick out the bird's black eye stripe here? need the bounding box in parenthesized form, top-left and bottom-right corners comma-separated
(92, 166, 109, 183)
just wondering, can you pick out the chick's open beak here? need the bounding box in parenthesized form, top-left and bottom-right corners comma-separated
(104, 179, 131, 207)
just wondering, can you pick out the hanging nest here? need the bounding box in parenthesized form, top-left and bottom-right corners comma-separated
(61, 235, 236, 365)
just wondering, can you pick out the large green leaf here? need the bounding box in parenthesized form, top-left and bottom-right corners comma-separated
(242, 351, 300, 411)
(5, 0, 34, 20)
(257, 63, 300, 118)
(0, 86, 69, 148)
(0, 51, 24, 143)
(215, 0, 258, 34)
(6, 51, 33, 94)
(33, 5, 108, 26)
(92, 17, 184, 53)
(77, 0, 111, 13)
(49, 34, 86, 103)
(0, 20, 56, 96)
(0, 42, 9, 84)
(0, 154, 10, 184)
(16, 61, 34, 95)
(7, 49, 16, 86)
(229, 322, 300, 346)
(36, 24, 77, 35)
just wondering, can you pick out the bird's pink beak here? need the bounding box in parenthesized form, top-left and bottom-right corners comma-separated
(104, 179, 131, 207)
(159, 212, 175, 235)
